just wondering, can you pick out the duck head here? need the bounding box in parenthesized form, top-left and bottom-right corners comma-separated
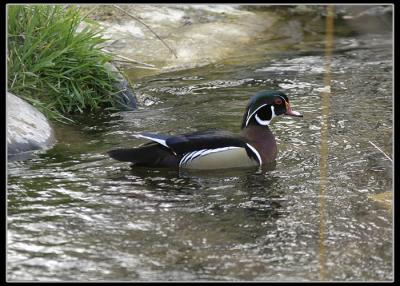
(241, 90, 302, 129)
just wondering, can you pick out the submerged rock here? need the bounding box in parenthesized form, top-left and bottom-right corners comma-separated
(7, 92, 56, 160)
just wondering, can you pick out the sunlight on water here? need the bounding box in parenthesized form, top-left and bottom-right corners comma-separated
(7, 6, 392, 282)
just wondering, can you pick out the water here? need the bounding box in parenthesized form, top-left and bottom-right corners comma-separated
(7, 8, 393, 281)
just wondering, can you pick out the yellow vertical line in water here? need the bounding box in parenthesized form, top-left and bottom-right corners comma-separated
(319, 5, 335, 281)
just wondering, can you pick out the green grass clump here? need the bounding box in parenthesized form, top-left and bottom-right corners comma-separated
(7, 5, 121, 123)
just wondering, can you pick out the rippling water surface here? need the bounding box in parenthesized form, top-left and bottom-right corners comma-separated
(7, 8, 392, 281)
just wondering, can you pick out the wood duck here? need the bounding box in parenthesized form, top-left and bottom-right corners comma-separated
(108, 90, 302, 170)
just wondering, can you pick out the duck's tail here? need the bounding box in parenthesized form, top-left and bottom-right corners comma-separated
(107, 143, 178, 168)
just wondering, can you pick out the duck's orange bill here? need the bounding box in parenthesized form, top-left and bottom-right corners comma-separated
(285, 102, 303, 117)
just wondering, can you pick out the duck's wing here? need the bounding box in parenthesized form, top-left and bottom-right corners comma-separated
(133, 132, 171, 148)
(130, 130, 243, 151)
(164, 130, 244, 153)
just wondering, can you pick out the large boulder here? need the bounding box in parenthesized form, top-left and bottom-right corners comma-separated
(7, 92, 56, 160)
(93, 5, 279, 72)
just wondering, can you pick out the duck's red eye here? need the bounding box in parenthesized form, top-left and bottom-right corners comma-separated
(274, 98, 283, 105)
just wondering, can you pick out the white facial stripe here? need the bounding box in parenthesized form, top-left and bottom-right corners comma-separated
(246, 96, 289, 127)
(254, 105, 276, 126)
(246, 143, 262, 165)
(255, 114, 270, 125)
(245, 104, 268, 127)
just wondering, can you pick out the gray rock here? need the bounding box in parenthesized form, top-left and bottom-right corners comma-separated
(105, 63, 137, 110)
(7, 92, 56, 160)
(97, 5, 278, 71)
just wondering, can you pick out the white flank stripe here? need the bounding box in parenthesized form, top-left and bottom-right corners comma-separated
(134, 134, 168, 148)
(246, 143, 262, 165)
(179, 147, 241, 167)
(180, 153, 192, 165)
(188, 150, 206, 161)
(199, 147, 240, 157)
(182, 152, 196, 165)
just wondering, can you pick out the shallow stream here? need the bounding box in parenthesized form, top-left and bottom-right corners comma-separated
(7, 6, 393, 281)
